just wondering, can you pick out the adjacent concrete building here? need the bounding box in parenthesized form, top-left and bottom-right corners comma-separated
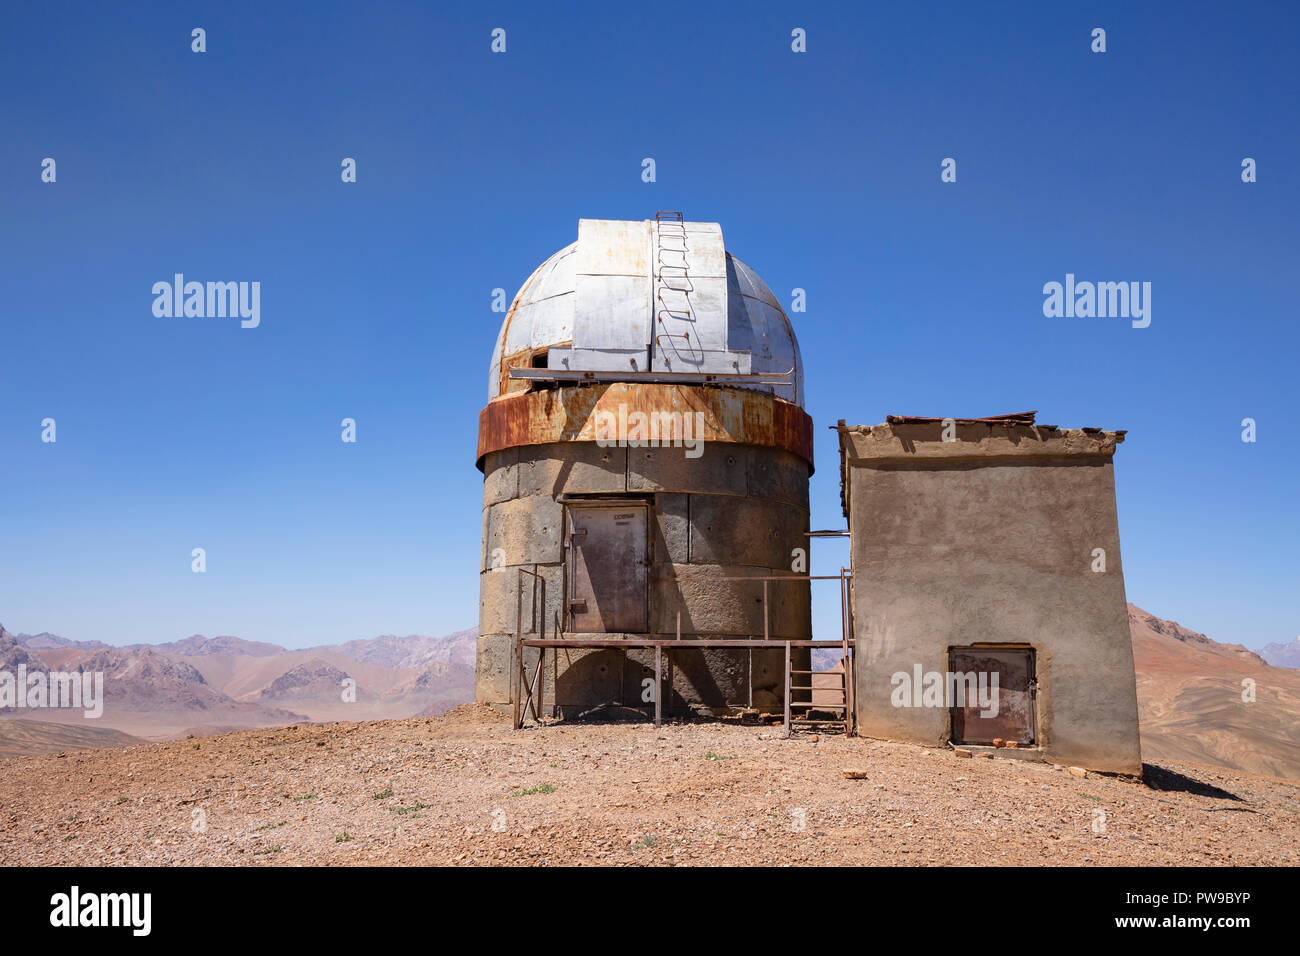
(476, 217, 813, 717)
(837, 414, 1143, 774)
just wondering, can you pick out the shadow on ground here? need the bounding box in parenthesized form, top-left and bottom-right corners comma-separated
(1142, 763, 1243, 801)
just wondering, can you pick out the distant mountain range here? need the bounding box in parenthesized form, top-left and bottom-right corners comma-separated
(0, 624, 477, 742)
(127, 634, 288, 658)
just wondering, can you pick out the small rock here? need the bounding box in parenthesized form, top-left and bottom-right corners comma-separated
(954, 749, 973, 758)
(1068, 766, 1088, 778)
(841, 769, 869, 779)
(977, 752, 994, 759)
(992, 738, 1005, 748)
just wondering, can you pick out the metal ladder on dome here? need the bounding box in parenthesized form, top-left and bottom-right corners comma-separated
(653, 211, 702, 368)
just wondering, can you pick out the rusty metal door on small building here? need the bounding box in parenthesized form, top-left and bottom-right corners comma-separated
(948, 646, 1036, 746)
(566, 501, 648, 633)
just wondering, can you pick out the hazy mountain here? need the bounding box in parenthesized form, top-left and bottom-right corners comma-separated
(126, 634, 287, 658)
(1260, 637, 1300, 670)
(0, 624, 477, 750)
(257, 658, 369, 703)
(312, 628, 477, 670)
(0, 628, 48, 674)
(68, 647, 304, 721)
(10, 631, 110, 651)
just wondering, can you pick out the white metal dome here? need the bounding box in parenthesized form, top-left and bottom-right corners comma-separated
(488, 218, 805, 406)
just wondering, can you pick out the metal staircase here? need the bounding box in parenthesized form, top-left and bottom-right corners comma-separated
(787, 663, 850, 733)
(781, 567, 856, 736)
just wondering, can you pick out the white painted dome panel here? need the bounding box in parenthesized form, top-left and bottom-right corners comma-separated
(489, 220, 803, 406)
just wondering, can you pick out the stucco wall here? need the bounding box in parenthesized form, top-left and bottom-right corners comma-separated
(842, 422, 1142, 774)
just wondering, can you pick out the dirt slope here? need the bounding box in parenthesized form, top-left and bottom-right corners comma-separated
(1130, 605, 1300, 781)
(0, 704, 1294, 866)
(0, 719, 143, 760)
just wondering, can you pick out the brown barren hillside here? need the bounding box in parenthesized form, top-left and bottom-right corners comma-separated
(0, 719, 143, 760)
(1129, 605, 1300, 782)
(0, 704, 1295, 867)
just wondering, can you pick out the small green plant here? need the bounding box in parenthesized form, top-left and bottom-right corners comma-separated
(1078, 792, 1101, 801)
(372, 789, 393, 800)
(292, 793, 317, 803)
(704, 752, 730, 761)
(336, 832, 351, 843)
(113, 796, 128, 805)
(192, 743, 201, 750)
(257, 820, 287, 831)
(510, 783, 556, 797)
(635, 834, 660, 849)
(253, 845, 283, 856)
(391, 802, 432, 816)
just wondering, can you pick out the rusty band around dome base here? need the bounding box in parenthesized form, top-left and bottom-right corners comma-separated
(476, 383, 814, 472)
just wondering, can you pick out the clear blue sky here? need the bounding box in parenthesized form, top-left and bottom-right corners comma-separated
(2, 1, 1296, 651)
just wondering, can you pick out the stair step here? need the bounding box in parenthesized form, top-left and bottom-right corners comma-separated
(794, 703, 847, 710)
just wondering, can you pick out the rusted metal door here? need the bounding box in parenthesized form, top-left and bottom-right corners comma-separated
(567, 502, 648, 633)
(948, 647, 1036, 746)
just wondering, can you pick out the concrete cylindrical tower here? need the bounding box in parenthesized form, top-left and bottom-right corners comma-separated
(476, 217, 813, 717)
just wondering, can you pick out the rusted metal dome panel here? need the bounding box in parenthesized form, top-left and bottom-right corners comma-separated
(488, 219, 804, 406)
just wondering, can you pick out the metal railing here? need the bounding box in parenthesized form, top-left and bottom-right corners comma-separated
(510, 567, 856, 736)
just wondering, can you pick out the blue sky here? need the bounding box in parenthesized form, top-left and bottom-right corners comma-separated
(1, 1, 1296, 650)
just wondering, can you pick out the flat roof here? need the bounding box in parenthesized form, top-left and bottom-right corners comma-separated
(834, 415, 1127, 517)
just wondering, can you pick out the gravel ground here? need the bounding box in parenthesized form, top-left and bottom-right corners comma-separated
(1, 704, 1295, 866)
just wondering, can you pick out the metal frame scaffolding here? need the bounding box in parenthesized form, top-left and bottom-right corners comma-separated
(510, 568, 856, 738)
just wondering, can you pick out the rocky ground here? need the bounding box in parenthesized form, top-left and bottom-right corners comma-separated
(1, 704, 1295, 866)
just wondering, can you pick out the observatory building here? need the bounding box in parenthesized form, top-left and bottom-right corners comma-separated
(475, 215, 1143, 775)
(476, 216, 814, 717)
